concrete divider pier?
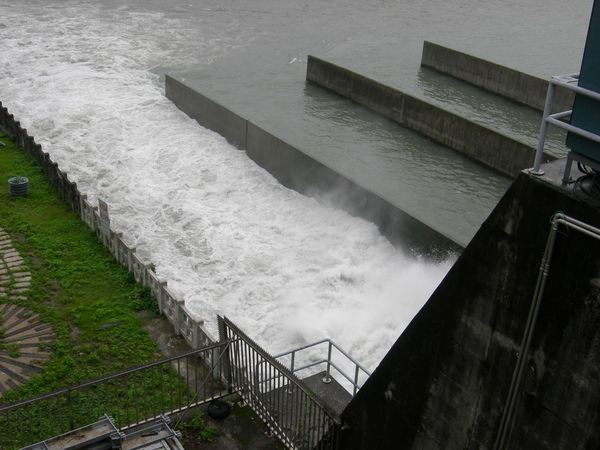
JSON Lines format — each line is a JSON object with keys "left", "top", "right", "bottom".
{"left": 420, "top": 41, "right": 575, "bottom": 113}
{"left": 306, "top": 55, "right": 547, "bottom": 179}
{"left": 165, "top": 75, "right": 462, "bottom": 258}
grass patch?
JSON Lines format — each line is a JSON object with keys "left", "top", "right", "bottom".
{"left": 180, "top": 412, "right": 219, "bottom": 443}
{"left": 0, "top": 131, "right": 163, "bottom": 403}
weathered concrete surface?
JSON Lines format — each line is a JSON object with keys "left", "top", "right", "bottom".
{"left": 306, "top": 55, "right": 556, "bottom": 179}
{"left": 340, "top": 159, "right": 600, "bottom": 449}
{"left": 421, "top": 41, "right": 575, "bottom": 113}
{"left": 165, "top": 75, "right": 462, "bottom": 258}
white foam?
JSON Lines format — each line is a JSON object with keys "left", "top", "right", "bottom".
{"left": 0, "top": 1, "right": 453, "bottom": 375}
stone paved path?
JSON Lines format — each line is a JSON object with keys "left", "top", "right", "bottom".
{"left": 0, "top": 227, "right": 55, "bottom": 395}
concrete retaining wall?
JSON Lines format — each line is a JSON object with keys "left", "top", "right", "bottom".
{"left": 340, "top": 164, "right": 600, "bottom": 449}
{"left": 0, "top": 102, "right": 216, "bottom": 351}
{"left": 165, "top": 78, "right": 247, "bottom": 150}
{"left": 165, "top": 76, "right": 462, "bottom": 257}
{"left": 421, "top": 41, "right": 575, "bottom": 113}
{"left": 306, "top": 55, "right": 548, "bottom": 179}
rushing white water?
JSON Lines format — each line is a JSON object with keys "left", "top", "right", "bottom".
{"left": 0, "top": 2, "right": 454, "bottom": 375}
{"left": 0, "top": 0, "right": 591, "bottom": 376}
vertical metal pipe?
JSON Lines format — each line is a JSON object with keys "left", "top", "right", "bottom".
{"left": 307, "top": 396, "right": 315, "bottom": 449}
{"left": 288, "top": 351, "right": 296, "bottom": 394}
{"left": 290, "top": 351, "right": 296, "bottom": 374}
{"left": 134, "top": 371, "right": 140, "bottom": 425}
{"left": 185, "top": 356, "right": 190, "bottom": 406}
{"left": 67, "top": 388, "right": 73, "bottom": 430}
{"left": 177, "top": 358, "right": 182, "bottom": 411}
{"left": 47, "top": 399, "right": 53, "bottom": 439}
{"left": 125, "top": 373, "right": 130, "bottom": 425}
{"left": 494, "top": 214, "right": 561, "bottom": 450}
{"left": 151, "top": 365, "right": 157, "bottom": 416}
{"left": 168, "top": 363, "right": 174, "bottom": 413}
{"left": 0, "top": 414, "right": 4, "bottom": 450}
{"left": 196, "top": 352, "right": 203, "bottom": 404}
{"left": 113, "top": 377, "right": 118, "bottom": 426}
{"left": 530, "top": 81, "right": 555, "bottom": 175}
{"left": 294, "top": 382, "right": 301, "bottom": 446}
{"left": 6, "top": 410, "right": 14, "bottom": 450}
{"left": 26, "top": 405, "right": 33, "bottom": 445}
{"left": 207, "top": 350, "right": 212, "bottom": 402}
{"left": 323, "top": 342, "right": 332, "bottom": 384}
{"left": 17, "top": 408, "right": 24, "bottom": 447}
{"left": 142, "top": 369, "right": 148, "bottom": 422}
{"left": 247, "top": 340, "right": 253, "bottom": 399}
{"left": 160, "top": 363, "right": 165, "bottom": 414}
{"left": 75, "top": 390, "right": 81, "bottom": 428}
{"left": 95, "top": 384, "right": 100, "bottom": 421}
{"left": 58, "top": 394, "right": 64, "bottom": 434}
{"left": 37, "top": 401, "right": 43, "bottom": 444}
{"left": 85, "top": 387, "right": 92, "bottom": 423}
{"left": 104, "top": 382, "right": 109, "bottom": 420}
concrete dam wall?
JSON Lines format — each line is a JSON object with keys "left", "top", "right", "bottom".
{"left": 421, "top": 41, "right": 575, "bottom": 113}
{"left": 165, "top": 75, "right": 462, "bottom": 257}
{"left": 339, "top": 161, "right": 600, "bottom": 449}
{"left": 306, "top": 55, "right": 556, "bottom": 179}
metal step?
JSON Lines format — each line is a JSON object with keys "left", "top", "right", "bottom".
{"left": 19, "top": 415, "right": 184, "bottom": 450}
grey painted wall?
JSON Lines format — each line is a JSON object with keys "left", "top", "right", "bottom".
{"left": 340, "top": 163, "right": 600, "bottom": 449}
{"left": 165, "top": 76, "right": 462, "bottom": 257}
{"left": 306, "top": 55, "right": 555, "bottom": 179}
{"left": 421, "top": 41, "right": 575, "bottom": 113}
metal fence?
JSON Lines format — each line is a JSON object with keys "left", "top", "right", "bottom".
{"left": 219, "top": 317, "right": 342, "bottom": 450}
{"left": 0, "top": 323, "right": 346, "bottom": 450}
{"left": 273, "top": 338, "right": 371, "bottom": 397}
{"left": 0, "top": 342, "right": 229, "bottom": 450}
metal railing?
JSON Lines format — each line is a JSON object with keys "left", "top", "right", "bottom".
{"left": 219, "top": 317, "right": 343, "bottom": 450}
{"left": 0, "top": 342, "right": 229, "bottom": 450}
{"left": 0, "top": 319, "right": 349, "bottom": 450}
{"left": 272, "top": 339, "right": 371, "bottom": 397}
{"left": 531, "top": 73, "right": 600, "bottom": 181}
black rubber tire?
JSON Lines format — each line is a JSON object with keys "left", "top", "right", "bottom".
{"left": 207, "top": 399, "right": 231, "bottom": 420}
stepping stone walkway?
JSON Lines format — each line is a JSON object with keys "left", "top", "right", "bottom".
{"left": 0, "top": 227, "right": 55, "bottom": 395}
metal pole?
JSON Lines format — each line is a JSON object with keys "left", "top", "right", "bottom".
{"left": 287, "top": 351, "right": 296, "bottom": 394}
{"left": 323, "top": 342, "right": 332, "bottom": 384}
{"left": 494, "top": 214, "right": 560, "bottom": 450}
{"left": 530, "top": 81, "right": 555, "bottom": 175}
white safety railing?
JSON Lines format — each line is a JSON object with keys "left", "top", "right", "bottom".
{"left": 531, "top": 73, "right": 600, "bottom": 182}
{"left": 272, "top": 339, "right": 371, "bottom": 397}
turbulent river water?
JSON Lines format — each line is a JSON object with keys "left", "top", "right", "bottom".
{"left": 0, "top": 0, "right": 593, "bottom": 376}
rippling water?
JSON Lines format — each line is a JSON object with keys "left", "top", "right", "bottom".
{"left": 0, "top": 0, "right": 592, "bottom": 374}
